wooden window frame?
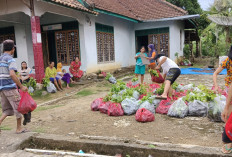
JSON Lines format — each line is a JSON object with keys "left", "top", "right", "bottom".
{"left": 96, "top": 31, "right": 115, "bottom": 64}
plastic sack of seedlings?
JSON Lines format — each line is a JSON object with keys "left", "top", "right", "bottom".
{"left": 176, "top": 84, "right": 184, "bottom": 92}
{"left": 28, "top": 86, "right": 34, "bottom": 93}
{"left": 47, "top": 82, "right": 57, "bottom": 93}
{"left": 139, "top": 101, "right": 155, "bottom": 114}
{"left": 167, "top": 98, "right": 188, "bottom": 118}
{"left": 193, "top": 87, "right": 201, "bottom": 93}
{"left": 188, "top": 100, "right": 208, "bottom": 117}
{"left": 99, "top": 101, "right": 111, "bottom": 114}
{"left": 132, "top": 81, "right": 139, "bottom": 86}
{"left": 156, "top": 98, "right": 172, "bottom": 114}
{"left": 183, "top": 84, "right": 194, "bottom": 91}
{"left": 107, "top": 103, "right": 124, "bottom": 116}
{"left": 208, "top": 95, "right": 226, "bottom": 122}
{"left": 121, "top": 98, "right": 139, "bottom": 115}
{"left": 118, "top": 89, "right": 127, "bottom": 95}
{"left": 136, "top": 108, "right": 155, "bottom": 122}
{"left": 91, "top": 98, "right": 103, "bottom": 111}
{"left": 133, "top": 91, "right": 140, "bottom": 100}
{"left": 109, "top": 77, "right": 117, "bottom": 84}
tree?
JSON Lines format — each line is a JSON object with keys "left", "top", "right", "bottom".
{"left": 166, "top": 0, "right": 210, "bottom": 30}
{"left": 166, "top": 0, "right": 202, "bottom": 15}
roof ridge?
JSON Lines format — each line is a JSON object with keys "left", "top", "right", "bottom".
{"left": 159, "top": 0, "right": 187, "bottom": 15}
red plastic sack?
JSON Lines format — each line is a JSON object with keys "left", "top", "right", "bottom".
{"left": 107, "top": 103, "right": 124, "bottom": 116}
{"left": 151, "top": 70, "right": 164, "bottom": 83}
{"left": 99, "top": 101, "right": 111, "bottom": 114}
{"left": 156, "top": 98, "right": 172, "bottom": 114}
{"left": 91, "top": 98, "right": 103, "bottom": 111}
{"left": 135, "top": 108, "right": 155, "bottom": 122}
{"left": 212, "top": 86, "right": 227, "bottom": 97}
{"left": 18, "top": 92, "right": 37, "bottom": 114}
{"left": 149, "top": 84, "right": 161, "bottom": 90}
{"left": 225, "top": 113, "right": 232, "bottom": 141}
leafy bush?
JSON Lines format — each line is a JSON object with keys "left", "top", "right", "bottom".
{"left": 42, "top": 78, "right": 50, "bottom": 88}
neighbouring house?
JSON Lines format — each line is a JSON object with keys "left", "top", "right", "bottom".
{"left": 0, "top": 0, "right": 199, "bottom": 82}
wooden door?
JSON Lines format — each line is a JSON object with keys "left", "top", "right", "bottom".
{"left": 55, "top": 30, "right": 79, "bottom": 65}
{"left": 148, "top": 33, "right": 169, "bottom": 57}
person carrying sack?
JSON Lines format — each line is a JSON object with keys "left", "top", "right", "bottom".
{"left": 0, "top": 40, "right": 28, "bottom": 134}
{"left": 154, "top": 54, "right": 181, "bottom": 100}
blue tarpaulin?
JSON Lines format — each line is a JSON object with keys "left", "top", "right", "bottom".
{"left": 181, "top": 68, "right": 227, "bottom": 75}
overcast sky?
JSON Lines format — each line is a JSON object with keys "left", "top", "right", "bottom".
{"left": 198, "top": 0, "right": 214, "bottom": 10}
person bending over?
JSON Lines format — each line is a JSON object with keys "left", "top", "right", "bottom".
{"left": 155, "top": 54, "right": 181, "bottom": 99}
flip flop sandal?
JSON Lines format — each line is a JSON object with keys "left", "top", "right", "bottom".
{"left": 155, "top": 96, "right": 167, "bottom": 100}
{"left": 221, "top": 144, "right": 232, "bottom": 154}
{"left": 16, "top": 129, "right": 29, "bottom": 134}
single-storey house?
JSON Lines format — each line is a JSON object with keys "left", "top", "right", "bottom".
{"left": 0, "top": 0, "right": 199, "bottom": 82}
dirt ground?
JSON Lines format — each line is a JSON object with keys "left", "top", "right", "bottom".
{"left": 0, "top": 74, "right": 227, "bottom": 149}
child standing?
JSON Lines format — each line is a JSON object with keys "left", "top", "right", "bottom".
{"left": 135, "top": 46, "right": 147, "bottom": 84}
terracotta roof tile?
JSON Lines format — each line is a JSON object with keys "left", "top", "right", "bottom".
{"left": 49, "top": 0, "right": 97, "bottom": 14}
{"left": 85, "top": 0, "right": 187, "bottom": 21}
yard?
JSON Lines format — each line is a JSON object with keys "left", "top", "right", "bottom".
{"left": 0, "top": 73, "right": 227, "bottom": 152}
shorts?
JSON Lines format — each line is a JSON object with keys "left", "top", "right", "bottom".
{"left": 135, "top": 65, "right": 146, "bottom": 75}
{"left": 0, "top": 89, "right": 22, "bottom": 119}
{"left": 166, "top": 68, "right": 181, "bottom": 84}
{"left": 49, "top": 77, "right": 60, "bottom": 83}
{"left": 222, "top": 128, "right": 232, "bottom": 143}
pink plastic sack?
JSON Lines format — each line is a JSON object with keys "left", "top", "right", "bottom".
{"left": 151, "top": 70, "right": 164, "bottom": 83}
{"left": 91, "top": 98, "right": 103, "bottom": 111}
{"left": 135, "top": 108, "right": 155, "bottom": 122}
{"left": 139, "top": 94, "right": 146, "bottom": 100}
{"left": 18, "top": 92, "right": 37, "bottom": 114}
{"left": 99, "top": 101, "right": 111, "bottom": 114}
{"left": 156, "top": 98, "right": 172, "bottom": 114}
{"left": 107, "top": 103, "right": 124, "bottom": 116}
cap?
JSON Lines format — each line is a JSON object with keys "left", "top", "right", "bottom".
{"left": 3, "top": 40, "right": 16, "bottom": 51}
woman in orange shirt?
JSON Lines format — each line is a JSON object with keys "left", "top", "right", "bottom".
{"left": 147, "top": 44, "right": 156, "bottom": 69}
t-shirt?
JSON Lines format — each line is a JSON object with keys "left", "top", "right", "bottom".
{"left": 136, "top": 52, "right": 148, "bottom": 66}
{"left": 18, "top": 68, "right": 31, "bottom": 80}
{"left": 221, "top": 57, "right": 232, "bottom": 86}
{"left": 0, "top": 53, "right": 17, "bottom": 90}
{"left": 45, "top": 67, "right": 57, "bottom": 78}
{"left": 159, "top": 56, "right": 179, "bottom": 74}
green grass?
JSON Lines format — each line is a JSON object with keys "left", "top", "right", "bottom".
{"left": 35, "top": 104, "right": 64, "bottom": 112}
{"left": 0, "top": 125, "right": 12, "bottom": 130}
{"left": 76, "top": 89, "right": 95, "bottom": 96}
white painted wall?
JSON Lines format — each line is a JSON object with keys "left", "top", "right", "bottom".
{"left": 81, "top": 14, "right": 135, "bottom": 73}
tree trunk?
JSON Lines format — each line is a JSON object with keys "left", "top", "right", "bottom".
{"left": 199, "top": 39, "right": 202, "bottom": 58}
{"left": 196, "top": 40, "right": 199, "bottom": 58}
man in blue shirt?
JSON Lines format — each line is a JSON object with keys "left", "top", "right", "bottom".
{"left": 0, "top": 40, "right": 28, "bottom": 134}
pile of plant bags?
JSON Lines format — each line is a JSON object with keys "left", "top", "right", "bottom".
{"left": 91, "top": 76, "right": 227, "bottom": 123}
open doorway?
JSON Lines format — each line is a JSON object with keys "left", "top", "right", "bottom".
{"left": 136, "top": 36, "right": 148, "bottom": 53}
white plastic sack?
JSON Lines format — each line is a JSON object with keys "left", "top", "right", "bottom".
{"left": 28, "top": 86, "right": 34, "bottom": 93}
{"left": 193, "top": 87, "right": 201, "bottom": 93}
{"left": 109, "top": 77, "right": 117, "bottom": 84}
{"left": 152, "top": 99, "right": 161, "bottom": 109}
{"left": 121, "top": 98, "right": 139, "bottom": 115}
{"left": 167, "top": 98, "right": 188, "bottom": 118}
{"left": 47, "top": 82, "right": 57, "bottom": 93}
{"left": 132, "top": 81, "right": 139, "bottom": 86}
{"left": 139, "top": 101, "right": 155, "bottom": 114}
{"left": 188, "top": 100, "right": 208, "bottom": 117}
{"left": 176, "top": 84, "right": 184, "bottom": 92}
{"left": 183, "top": 84, "right": 194, "bottom": 91}
{"left": 208, "top": 95, "right": 226, "bottom": 122}
{"left": 133, "top": 91, "right": 140, "bottom": 100}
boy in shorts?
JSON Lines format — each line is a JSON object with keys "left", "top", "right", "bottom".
{"left": 154, "top": 54, "right": 181, "bottom": 99}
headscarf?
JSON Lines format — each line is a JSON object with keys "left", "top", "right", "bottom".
{"left": 57, "top": 62, "right": 62, "bottom": 73}
{"left": 148, "top": 44, "right": 155, "bottom": 53}
{"left": 228, "top": 45, "right": 232, "bottom": 60}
